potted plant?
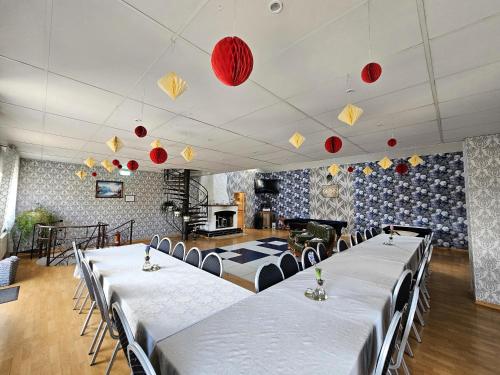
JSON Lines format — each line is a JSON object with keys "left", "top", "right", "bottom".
{"left": 160, "top": 200, "right": 177, "bottom": 213}
{"left": 15, "top": 207, "right": 58, "bottom": 251}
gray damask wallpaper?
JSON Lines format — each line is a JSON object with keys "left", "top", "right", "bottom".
{"left": 464, "top": 133, "right": 500, "bottom": 305}
{"left": 16, "top": 159, "right": 176, "bottom": 241}
{"left": 226, "top": 169, "right": 257, "bottom": 228}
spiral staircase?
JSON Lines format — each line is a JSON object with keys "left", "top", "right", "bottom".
{"left": 163, "top": 169, "right": 208, "bottom": 240}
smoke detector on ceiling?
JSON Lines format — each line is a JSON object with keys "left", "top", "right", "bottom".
{"left": 269, "top": 0, "right": 283, "bottom": 14}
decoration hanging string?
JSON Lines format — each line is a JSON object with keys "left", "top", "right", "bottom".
{"left": 367, "top": 0, "right": 372, "bottom": 60}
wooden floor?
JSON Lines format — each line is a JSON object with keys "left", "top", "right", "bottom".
{"left": 1, "top": 229, "right": 499, "bottom": 374}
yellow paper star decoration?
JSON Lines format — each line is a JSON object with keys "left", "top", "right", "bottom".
{"left": 106, "top": 136, "right": 123, "bottom": 153}
{"left": 408, "top": 154, "right": 424, "bottom": 167}
{"left": 378, "top": 156, "right": 393, "bottom": 170}
{"left": 338, "top": 103, "right": 364, "bottom": 126}
{"left": 157, "top": 72, "right": 187, "bottom": 100}
{"left": 84, "top": 157, "right": 95, "bottom": 168}
{"left": 101, "top": 159, "right": 114, "bottom": 173}
{"left": 363, "top": 166, "right": 373, "bottom": 175}
{"left": 328, "top": 163, "right": 341, "bottom": 176}
{"left": 151, "top": 139, "right": 162, "bottom": 149}
{"left": 289, "top": 132, "right": 305, "bottom": 149}
{"left": 181, "top": 146, "right": 195, "bottom": 162}
{"left": 75, "top": 170, "right": 87, "bottom": 180}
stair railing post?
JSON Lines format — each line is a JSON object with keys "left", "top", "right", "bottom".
{"left": 46, "top": 227, "right": 53, "bottom": 267}
{"left": 182, "top": 169, "right": 191, "bottom": 241}
{"left": 129, "top": 220, "right": 134, "bottom": 244}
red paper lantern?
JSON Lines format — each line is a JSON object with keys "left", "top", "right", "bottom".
{"left": 127, "top": 160, "right": 139, "bottom": 171}
{"left": 112, "top": 159, "right": 120, "bottom": 166}
{"left": 211, "top": 36, "right": 253, "bottom": 86}
{"left": 387, "top": 138, "right": 397, "bottom": 147}
{"left": 150, "top": 147, "right": 168, "bottom": 164}
{"left": 361, "top": 62, "right": 382, "bottom": 83}
{"left": 324, "top": 136, "right": 343, "bottom": 153}
{"left": 395, "top": 163, "right": 409, "bottom": 175}
{"left": 118, "top": 164, "right": 122, "bottom": 169}
{"left": 135, "top": 125, "right": 147, "bottom": 138}
{"left": 347, "top": 166, "right": 354, "bottom": 173}
{"left": 91, "top": 172, "right": 97, "bottom": 177}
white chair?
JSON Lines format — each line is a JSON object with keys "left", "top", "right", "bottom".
{"left": 373, "top": 311, "right": 403, "bottom": 375}
{"left": 108, "top": 302, "right": 136, "bottom": 374}
{"left": 72, "top": 242, "right": 86, "bottom": 310}
{"left": 316, "top": 242, "right": 328, "bottom": 261}
{"left": 149, "top": 234, "right": 160, "bottom": 249}
{"left": 278, "top": 251, "right": 299, "bottom": 279}
{"left": 301, "top": 247, "right": 319, "bottom": 270}
{"left": 78, "top": 255, "right": 97, "bottom": 336}
{"left": 355, "top": 231, "right": 364, "bottom": 245}
{"left": 171, "top": 241, "right": 186, "bottom": 260}
{"left": 350, "top": 233, "right": 356, "bottom": 247}
{"left": 127, "top": 342, "right": 157, "bottom": 375}
{"left": 391, "top": 270, "right": 413, "bottom": 316}
{"left": 184, "top": 247, "right": 202, "bottom": 268}
{"left": 201, "top": 253, "right": 223, "bottom": 277}
{"left": 255, "top": 263, "right": 284, "bottom": 293}
{"left": 337, "top": 238, "right": 349, "bottom": 253}
{"left": 364, "top": 228, "right": 373, "bottom": 240}
{"left": 157, "top": 237, "right": 171, "bottom": 254}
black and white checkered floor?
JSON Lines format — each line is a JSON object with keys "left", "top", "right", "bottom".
{"left": 201, "top": 237, "right": 289, "bottom": 282}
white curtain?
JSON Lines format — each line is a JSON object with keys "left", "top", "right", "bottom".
{"left": 0, "top": 146, "right": 20, "bottom": 252}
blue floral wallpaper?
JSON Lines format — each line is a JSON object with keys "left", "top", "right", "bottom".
{"left": 352, "top": 152, "right": 467, "bottom": 249}
{"left": 254, "top": 169, "right": 310, "bottom": 220}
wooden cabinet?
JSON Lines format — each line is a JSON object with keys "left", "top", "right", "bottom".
{"left": 233, "top": 192, "right": 246, "bottom": 229}
{"left": 261, "top": 211, "right": 272, "bottom": 229}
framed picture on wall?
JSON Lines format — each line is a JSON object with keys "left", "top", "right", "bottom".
{"left": 320, "top": 184, "right": 339, "bottom": 198}
{"left": 96, "top": 180, "right": 123, "bottom": 198}
{"left": 125, "top": 195, "right": 135, "bottom": 202}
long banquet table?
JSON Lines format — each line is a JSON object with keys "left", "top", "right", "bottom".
{"left": 84, "top": 244, "right": 252, "bottom": 355}
{"left": 151, "top": 234, "right": 423, "bottom": 375}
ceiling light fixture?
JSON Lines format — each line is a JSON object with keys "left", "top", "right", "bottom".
{"left": 269, "top": 0, "right": 283, "bottom": 14}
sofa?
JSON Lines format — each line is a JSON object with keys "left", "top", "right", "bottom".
{"left": 288, "top": 221, "right": 335, "bottom": 255}
{"left": 284, "top": 218, "right": 347, "bottom": 237}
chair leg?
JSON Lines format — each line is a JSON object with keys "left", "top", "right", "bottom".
{"left": 422, "top": 291, "right": 431, "bottom": 310}
{"left": 416, "top": 305, "right": 426, "bottom": 326}
{"left": 73, "top": 279, "right": 84, "bottom": 299}
{"left": 73, "top": 284, "right": 86, "bottom": 310}
{"left": 90, "top": 324, "right": 108, "bottom": 365}
{"left": 88, "top": 319, "right": 103, "bottom": 355}
{"left": 80, "top": 301, "right": 96, "bottom": 336}
{"left": 405, "top": 341, "right": 414, "bottom": 358}
{"left": 78, "top": 292, "right": 90, "bottom": 314}
{"left": 105, "top": 340, "right": 121, "bottom": 375}
{"left": 412, "top": 322, "right": 422, "bottom": 343}
{"left": 402, "top": 357, "right": 411, "bottom": 375}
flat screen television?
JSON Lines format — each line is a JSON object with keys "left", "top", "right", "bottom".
{"left": 254, "top": 178, "right": 279, "bottom": 194}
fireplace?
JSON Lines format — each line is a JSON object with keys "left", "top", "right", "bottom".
{"left": 215, "top": 210, "right": 235, "bottom": 229}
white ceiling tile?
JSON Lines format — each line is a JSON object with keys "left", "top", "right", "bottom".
{"left": 50, "top": 0, "right": 172, "bottom": 94}
{"left": 439, "top": 89, "right": 500, "bottom": 118}
{"left": 42, "top": 146, "right": 78, "bottom": 159}
{"left": 44, "top": 114, "right": 101, "bottom": 140}
{"left": 0, "top": 58, "right": 46, "bottom": 110}
{"left": 0, "top": 125, "right": 44, "bottom": 145}
{"left": 11, "top": 142, "right": 43, "bottom": 156}
{"left": 431, "top": 15, "right": 500, "bottom": 78}
{"left": 425, "top": 0, "right": 500, "bottom": 38}
{"left": 443, "top": 121, "right": 500, "bottom": 142}
{"left": 46, "top": 73, "right": 124, "bottom": 123}
{"left": 0, "top": 103, "right": 44, "bottom": 132}
{"left": 442, "top": 109, "right": 500, "bottom": 131}
{"left": 42, "top": 134, "right": 87, "bottom": 150}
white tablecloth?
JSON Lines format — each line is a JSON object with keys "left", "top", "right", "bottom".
{"left": 152, "top": 234, "right": 423, "bottom": 375}
{"left": 84, "top": 244, "right": 252, "bottom": 355}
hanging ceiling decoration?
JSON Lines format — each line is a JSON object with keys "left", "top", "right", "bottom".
{"left": 211, "top": 36, "right": 254, "bottom": 86}
{"left": 118, "top": 164, "right": 122, "bottom": 169}
{"left": 134, "top": 125, "right": 148, "bottom": 138}
{"left": 347, "top": 166, "right": 354, "bottom": 173}
{"left": 289, "top": 132, "right": 305, "bottom": 149}
{"left": 157, "top": 72, "right": 187, "bottom": 100}
{"left": 101, "top": 159, "right": 114, "bottom": 173}
{"left": 84, "top": 157, "right": 95, "bottom": 168}
{"left": 150, "top": 147, "right": 168, "bottom": 164}
{"left": 328, "top": 163, "right": 341, "bottom": 176}
{"left": 127, "top": 160, "right": 139, "bottom": 171}
{"left": 395, "top": 163, "right": 409, "bottom": 175}
{"left": 112, "top": 159, "right": 120, "bottom": 167}
{"left": 75, "top": 170, "right": 87, "bottom": 180}
{"left": 151, "top": 139, "right": 162, "bottom": 149}
{"left": 91, "top": 172, "right": 97, "bottom": 177}
{"left": 378, "top": 156, "right": 393, "bottom": 170}
{"left": 106, "top": 136, "right": 123, "bottom": 153}
{"left": 363, "top": 166, "right": 373, "bottom": 175}
{"left": 181, "top": 146, "right": 195, "bottom": 162}
{"left": 338, "top": 103, "right": 363, "bottom": 126}
{"left": 361, "top": 62, "right": 382, "bottom": 83}
{"left": 408, "top": 154, "right": 424, "bottom": 167}
{"left": 387, "top": 138, "right": 397, "bottom": 147}
{"left": 324, "top": 136, "right": 343, "bottom": 153}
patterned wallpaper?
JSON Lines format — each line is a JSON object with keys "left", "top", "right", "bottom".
{"left": 352, "top": 152, "right": 467, "bottom": 249}
{"left": 464, "top": 133, "right": 500, "bottom": 305}
{"left": 16, "top": 159, "right": 176, "bottom": 241}
{"left": 226, "top": 169, "right": 258, "bottom": 228}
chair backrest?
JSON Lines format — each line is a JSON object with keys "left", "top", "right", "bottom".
{"left": 373, "top": 311, "right": 402, "bottom": 375}
{"left": 72, "top": 241, "right": 82, "bottom": 269}
{"left": 391, "top": 270, "right": 413, "bottom": 315}
{"left": 350, "top": 234, "right": 356, "bottom": 247}
{"left": 79, "top": 256, "right": 96, "bottom": 302}
{"left": 171, "top": 242, "right": 186, "bottom": 260}
{"left": 278, "top": 251, "right": 299, "bottom": 279}
{"left": 415, "top": 251, "right": 429, "bottom": 289}
{"left": 111, "top": 302, "right": 135, "bottom": 360}
{"left": 201, "top": 253, "right": 223, "bottom": 277}
{"left": 127, "top": 342, "right": 157, "bottom": 375}
{"left": 393, "top": 286, "right": 420, "bottom": 370}
{"left": 157, "top": 237, "right": 171, "bottom": 254}
{"left": 355, "top": 231, "right": 364, "bottom": 245}
{"left": 370, "top": 227, "right": 379, "bottom": 237}
{"left": 184, "top": 247, "right": 202, "bottom": 268}
{"left": 88, "top": 263, "right": 117, "bottom": 339}
{"left": 149, "top": 235, "right": 159, "bottom": 249}
{"left": 364, "top": 228, "right": 373, "bottom": 240}
{"left": 316, "top": 242, "right": 328, "bottom": 261}
{"left": 254, "top": 263, "right": 284, "bottom": 293}
{"left": 301, "top": 247, "right": 319, "bottom": 270}
{"left": 337, "top": 238, "right": 349, "bottom": 252}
